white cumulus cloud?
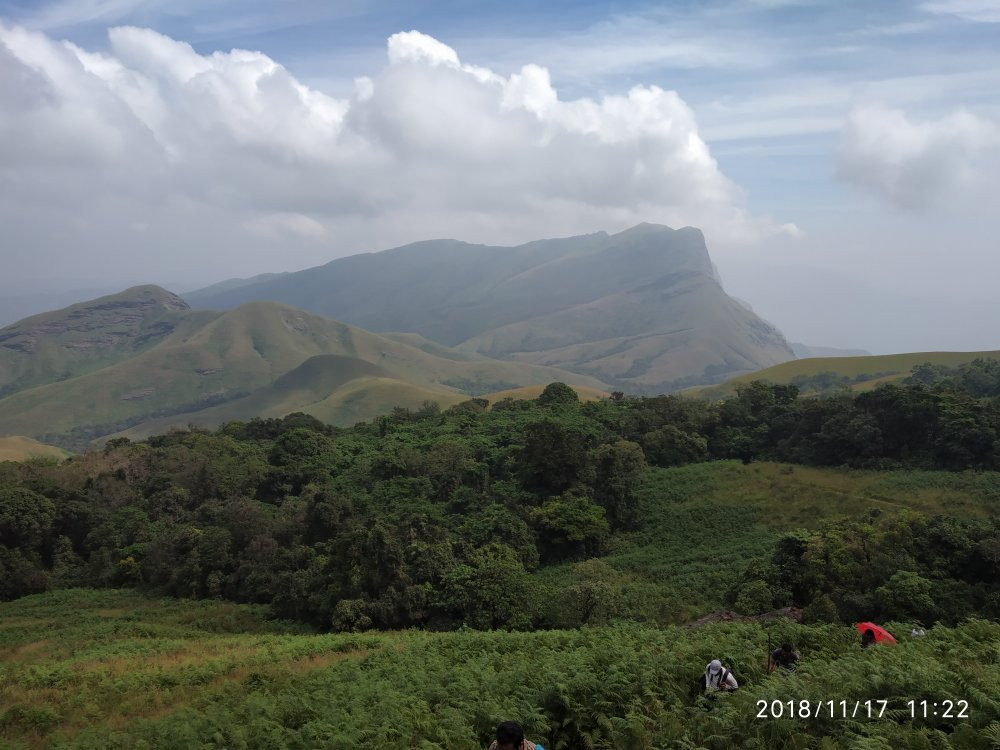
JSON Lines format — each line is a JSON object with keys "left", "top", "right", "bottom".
{"left": 0, "top": 23, "right": 790, "bottom": 290}
{"left": 838, "top": 104, "right": 1000, "bottom": 210}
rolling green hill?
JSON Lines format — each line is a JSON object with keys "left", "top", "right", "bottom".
{"left": 698, "top": 349, "right": 1000, "bottom": 398}
{"left": 0, "top": 292, "right": 607, "bottom": 446}
{"left": 790, "top": 342, "right": 871, "bottom": 358}
{"left": 0, "top": 286, "right": 193, "bottom": 400}
{"left": 185, "top": 224, "right": 796, "bottom": 391}
{"left": 0, "top": 436, "right": 68, "bottom": 462}
{"left": 113, "top": 355, "right": 472, "bottom": 438}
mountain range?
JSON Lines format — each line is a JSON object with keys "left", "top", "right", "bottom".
{"left": 0, "top": 223, "right": 810, "bottom": 446}
{"left": 186, "top": 223, "right": 796, "bottom": 393}
{"left": 0, "top": 286, "right": 604, "bottom": 447}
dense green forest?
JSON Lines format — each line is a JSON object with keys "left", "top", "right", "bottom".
{"left": 781, "top": 356, "right": 1000, "bottom": 397}
{"left": 2, "top": 366, "right": 999, "bottom": 631}
{"left": 3, "top": 367, "right": 1000, "bottom": 747}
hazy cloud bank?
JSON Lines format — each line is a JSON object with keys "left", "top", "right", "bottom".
{"left": 838, "top": 104, "right": 1000, "bottom": 210}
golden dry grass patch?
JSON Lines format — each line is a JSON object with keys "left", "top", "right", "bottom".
{"left": 284, "top": 647, "right": 369, "bottom": 673}
{"left": 0, "top": 436, "right": 68, "bottom": 462}
{"left": 1, "top": 639, "right": 54, "bottom": 663}
{"left": 69, "top": 642, "right": 261, "bottom": 676}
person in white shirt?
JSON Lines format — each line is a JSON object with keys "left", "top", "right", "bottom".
{"left": 704, "top": 659, "right": 739, "bottom": 692}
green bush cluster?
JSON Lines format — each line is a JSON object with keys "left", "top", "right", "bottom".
{"left": 730, "top": 512, "right": 1000, "bottom": 624}
{"left": 0, "top": 386, "right": 649, "bottom": 629}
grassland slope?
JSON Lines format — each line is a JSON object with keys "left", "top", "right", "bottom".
{"left": 114, "top": 355, "right": 471, "bottom": 438}
{"left": 0, "top": 589, "right": 996, "bottom": 749}
{"left": 0, "top": 298, "right": 606, "bottom": 445}
{"left": 0, "top": 436, "right": 68, "bottom": 462}
{"left": 459, "top": 268, "right": 793, "bottom": 392}
{"left": 540, "top": 460, "right": 1000, "bottom": 624}
{"left": 0, "top": 286, "right": 193, "bottom": 399}
{"left": 699, "top": 349, "right": 1000, "bottom": 398}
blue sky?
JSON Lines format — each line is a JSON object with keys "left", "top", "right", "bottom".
{"left": 1, "top": 0, "right": 999, "bottom": 351}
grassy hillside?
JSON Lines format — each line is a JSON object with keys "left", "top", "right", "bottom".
{"left": 3, "top": 454, "right": 1000, "bottom": 746}
{"left": 458, "top": 268, "right": 793, "bottom": 393}
{"left": 699, "top": 349, "right": 1000, "bottom": 398}
{"left": 377, "top": 332, "right": 483, "bottom": 362}
{"left": 0, "top": 436, "right": 68, "bottom": 462}
{"left": 540, "top": 460, "right": 1000, "bottom": 623}
{"left": 115, "top": 366, "right": 471, "bottom": 439}
{"left": 185, "top": 224, "right": 796, "bottom": 391}
{"left": 0, "top": 286, "right": 193, "bottom": 400}
{"left": 1, "top": 588, "right": 997, "bottom": 748}
{"left": 0, "top": 300, "right": 606, "bottom": 446}
{"left": 790, "top": 342, "right": 871, "bottom": 358}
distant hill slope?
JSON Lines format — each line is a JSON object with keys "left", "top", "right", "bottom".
{"left": 0, "top": 286, "right": 193, "bottom": 399}
{"left": 458, "top": 269, "right": 792, "bottom": 392}
{"left": 185, "top": 224, "right": 796, "bottom": 392}
{"left": 182, "top": 272, "right": 289, "bottom": 297}
{"left": 0, "top": 290, "right": 606, "bottom": 446}
{"left": 0, "top": 436, "right": 69, "bottom": 462}
{"left": 790, "top": 342, "right": 871, "bottom": 358}
{"left": 112, "top": 354, "right": 471, "bottom": 439}
{"left": 700, "top": 349, "right": 1000, "bottom": 398}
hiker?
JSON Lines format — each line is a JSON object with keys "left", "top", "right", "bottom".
{"left": 488, "top": 721, "right": 544, "bottom": 750}
{"left": 704, "top": 659, "right": 739, "bottom": 692}
{"left": 861, "top": 628, "right": 876, "bottom": 648}
{"left": 767, "top": 642, "right": 799, "bottom": 673}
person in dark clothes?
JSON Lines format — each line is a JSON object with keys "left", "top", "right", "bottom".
{"left": 767, "top": 642, "right": 799, "bottom": 673}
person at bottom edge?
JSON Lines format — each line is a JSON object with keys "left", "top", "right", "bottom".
{"left": 488, "top": 720, "right": 544, "bottom": 750}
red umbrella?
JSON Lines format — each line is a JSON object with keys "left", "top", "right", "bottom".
{"left": 856, "top": 622, "right": 896, "bottom": 645}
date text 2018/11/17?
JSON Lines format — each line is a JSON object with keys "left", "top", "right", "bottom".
{"left": 755, "top": 699, "right": 970, "bottom": 720}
